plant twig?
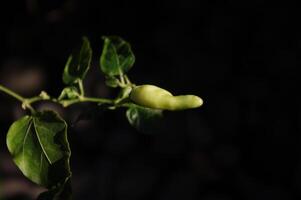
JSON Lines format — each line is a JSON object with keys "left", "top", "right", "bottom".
{"left": 60, "top": 96, "right": 114, "bottom": 107}
{"left": 78, "top": 79, "right": 85, "bottom": 96}
{"left": 0, "top": 84, "right": 35, "bottom": 113}
{"left": 0, "top": 84, "right": 25, "bottom": 102}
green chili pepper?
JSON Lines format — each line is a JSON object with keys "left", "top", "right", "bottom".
{"left": 130, "top": 84, "right": 203, "bottom": 110}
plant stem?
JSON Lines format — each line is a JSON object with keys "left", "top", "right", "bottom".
{"left": 78, "top": 80, "right": 85, "bottom": 96}
{"left": 60, "top": 96, "right": 114, "bottom": 107}
{"left": 0, "top": 84, "right": 35, "bottom": 113}
{"left": 82, "top": 97, "right": 113, "bottom": 104}
{"left": 118, "top": 69, "right": 125, "bottom": 86}
{"left": 0, "top": 84, "right": 25, "bottom": 102}
{"left": 27, "top": 96, "right": 44, "bottom": 104}
{"left": 1, "top": 84, "right": 123, "bottom": 111}
{"left": 124, "top": 75, "right": 131, "bottom": 84}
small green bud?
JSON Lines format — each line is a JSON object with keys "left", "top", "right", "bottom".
{"left": 39, "top": 91, "right": 50, "bottom": 100}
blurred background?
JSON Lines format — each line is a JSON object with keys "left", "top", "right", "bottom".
{"left": 0, "top": 1, "right": 300, "bottom": 200}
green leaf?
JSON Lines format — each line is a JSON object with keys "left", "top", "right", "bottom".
{"left": 63, "top": 36, "right": 92, "bottom": 84}
{"left": 105, "top": 76, "right": 119, "bottom": 88}
{"left": 100, "top": 36, "right": 135, "bottom": 76}
{"left": 117, "top": 86, "right": 132, "bottom": 100}
{"left": 58, "top": 86, "right": 80, "bottom": 100}
{"left": 126, "top": 104, "right": 163, "bottom": 134}
{"left": 6, "top": 111, "right": 71, "bottom": 188}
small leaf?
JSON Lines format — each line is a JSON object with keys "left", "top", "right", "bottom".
{"left": 6, "top": 111, "right": 71, "bottom": 188}
{"left": 105, "top": 76, "right": 119, "bottom": 88}
{"left": 100, "top": 36, "right": 135, "bottom": 76}
{"left": 117, "top": 86, "right": 132, "bottom": 100}
{"left": 58, "top": 86, "right": 80, "bottom": 100}
{"left": 126, "top": 104, "right": 163, "bottom": 134}
{"left": 63, "top": 37, "right": 92, "bottom": 84}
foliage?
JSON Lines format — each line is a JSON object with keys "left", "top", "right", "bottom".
{"left": 0, "top": 36, "right": 203, "bottom": 199}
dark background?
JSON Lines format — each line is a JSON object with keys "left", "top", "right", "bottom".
{"left": 0, "top": 1, "right": 300, "bottom": 200}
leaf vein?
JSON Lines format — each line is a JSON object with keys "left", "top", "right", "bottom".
{"left": 33, "top": 118, "right": 53, "bottom": 164}
{"left": 22, "top": 120, "right": 32, "bottom": 171}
